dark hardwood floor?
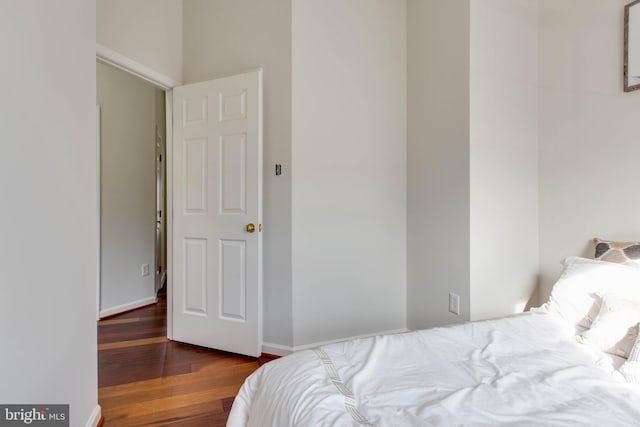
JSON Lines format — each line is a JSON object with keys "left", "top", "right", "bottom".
{"left": 98, "top": 291, "right": 260, "bottom": 426}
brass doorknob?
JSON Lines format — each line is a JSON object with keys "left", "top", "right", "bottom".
{"left": 245, "top": 223, "right": 256, "bottom": 233}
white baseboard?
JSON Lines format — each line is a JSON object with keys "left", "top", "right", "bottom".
{"left": 261, "top": 342, "right": 293, "bottom": 356}
{"left": 85, "top": 404, "right": 102, "bottom": 427}
{"left": 262, "top": 328, "right": 409, "bottom": 357}
{"left": 99, "top": 296, "right": 157, "bottom": 318}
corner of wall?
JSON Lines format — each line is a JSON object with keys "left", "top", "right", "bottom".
{"left": 406, "top": 0, "right": 471, "bottom": 330}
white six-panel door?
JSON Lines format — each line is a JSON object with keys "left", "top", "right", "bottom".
{"left": 172, "top": 70, "right": 262, "bottom": 357}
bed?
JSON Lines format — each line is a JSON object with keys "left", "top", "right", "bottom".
{"left": 228, "top": 253, "right": 640, "bottom": 426}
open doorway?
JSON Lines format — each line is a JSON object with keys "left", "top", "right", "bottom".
{"left": 95, "top": 51, "right": 264, "bottom": 358}
{"left": 97, "top": 60, "right": 167, "bottom": 319}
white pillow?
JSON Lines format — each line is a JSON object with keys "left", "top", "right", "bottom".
{"left": 577, "top": 294, "right": 640, "bottom": 358}
{"left": 620, "top": 333, "right": 640, "bottom": 384}
{"left": 545, "top": 257, "right": 640, "bottom": 333}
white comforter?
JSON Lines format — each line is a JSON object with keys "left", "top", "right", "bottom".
{"left": 228, "top": 311, "right": 640, "bottom": 426}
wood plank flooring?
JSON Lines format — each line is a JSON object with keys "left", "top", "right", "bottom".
{"left": 98, "top": 293, "right": 260, "bottom": 426}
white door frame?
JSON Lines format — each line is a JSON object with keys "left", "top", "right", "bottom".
{"left": 96, "top": 104, "right": 101, "bottom": 321}
{"left": 165, "top": 90, "right": 174, "bottom": 339}
{"left": 96, "top": 44, "right": 181, "bottom": 90}
{"left": 96, "top": 44, "right": 180, "bottom": 338}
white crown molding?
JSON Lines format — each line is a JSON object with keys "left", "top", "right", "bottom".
{"left": 96, "top": 44, "right": 181, "bottom": 90}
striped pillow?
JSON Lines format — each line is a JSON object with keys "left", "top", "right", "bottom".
{"left": 593, "top": 238, "right": 640, "bottom": 267}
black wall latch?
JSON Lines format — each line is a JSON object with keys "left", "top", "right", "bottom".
{"left": 275, "top": 164, "right": 282, "bottom": 176}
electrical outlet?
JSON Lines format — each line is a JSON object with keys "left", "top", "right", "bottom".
{"left": 141, "top": 264, "right": 150, "bottom": 277}
{"left": 449, "top": 292, "right": 460, "bottom": 315}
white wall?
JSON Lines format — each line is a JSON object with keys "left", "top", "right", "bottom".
{"left": 539, "top": 0, "right": 640, "bottom": 300}
{"left": 182, "top": 0, "right": 294, "bottom": 349}
{"left": 292, "top": 0, "right": 407, "bottom": 346}
{"left": 407, "top": 0, "right": 471, "bottom": 329}
{"left": 407, "top": 0, "right": 539, "bottom": 328}
{"left": 0, "top": 1, "right": 99, "bottom": 425}
{"left": 97, "top": 0, "right": 183, "bottom": 83}
{"left": 98, "top": 62, "right": 159, "bottom": 315}
{"left": 469, "top": 0, "right": 539, "bottom": 320}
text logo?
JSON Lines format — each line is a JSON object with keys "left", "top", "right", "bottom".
{"left": 0, "top": 405, "right": 68, "bottom": 427}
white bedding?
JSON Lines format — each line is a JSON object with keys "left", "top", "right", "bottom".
{"left": 228, "top": 311, "right": 640, "bottom": 426}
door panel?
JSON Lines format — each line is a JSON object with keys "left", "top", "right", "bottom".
{"left": 220, "top": 134, "right": 247, "bottom": 214}
{"left": 172, "top": 70, "right": 262, "bottom": 357}
{"left": 184, "top": 138, "right": 208, "bottom": 213}
{"left": 184, "top": 238, "right": 207, "bottom": 315}
{"left": 219, "top": 239, "right": 246, "bottom": 321}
